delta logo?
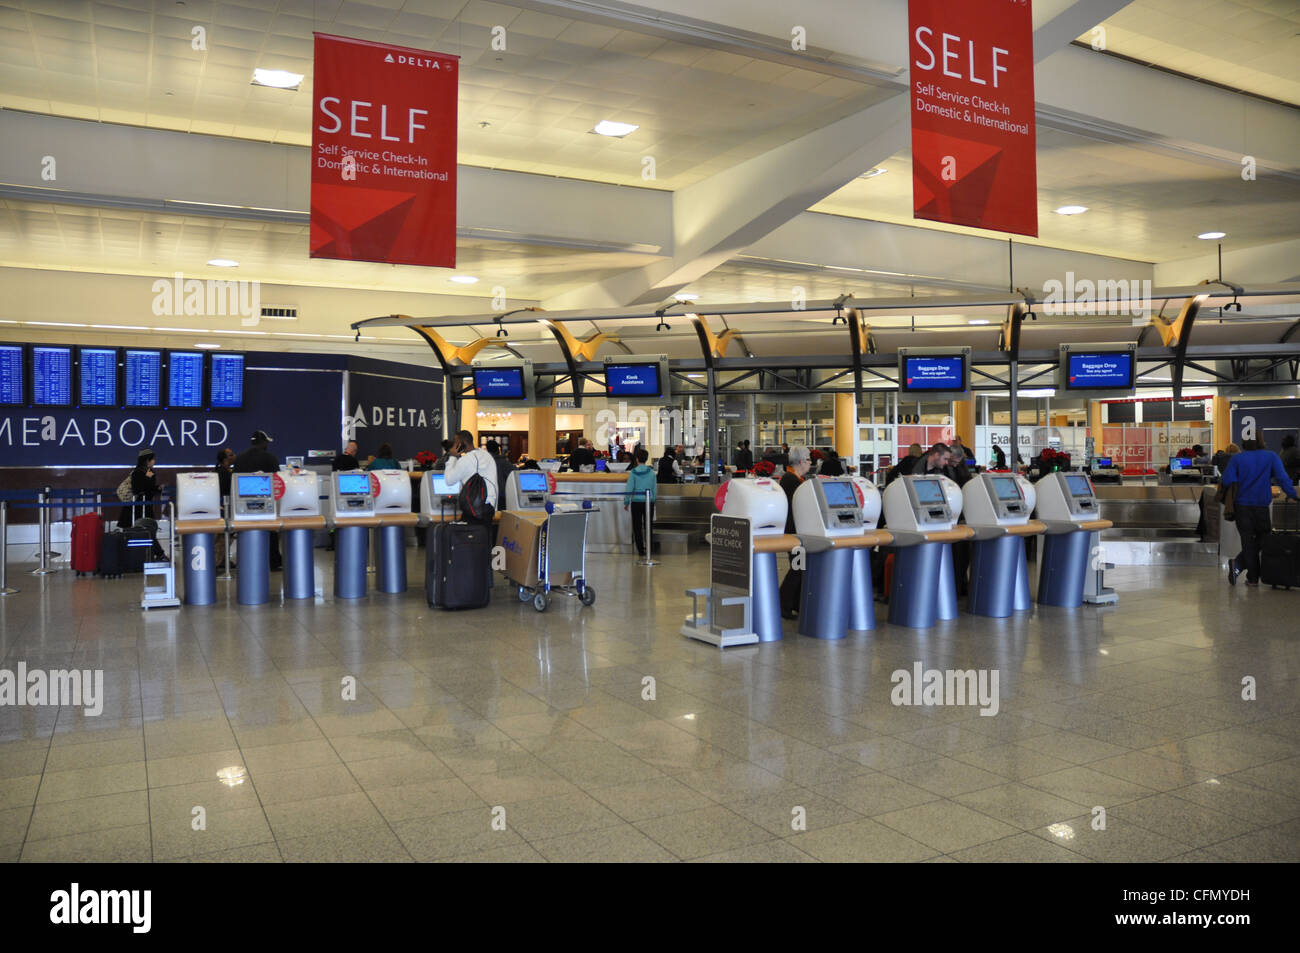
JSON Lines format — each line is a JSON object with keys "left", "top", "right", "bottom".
{"left": 383, "top": 52, "right": 451, "bottom": 71}
{"left": 906, "top": 377, "right": 914, "bottom": 386}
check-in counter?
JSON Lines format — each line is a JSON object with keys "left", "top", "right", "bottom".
{"left": 1093, "top": 484, "right": 1204, "bottom": 534}
{"left": 962, "top": 472, "right": 1046, "bottom": 618}
{"left": 882, "top": 475, "right": 974, "bottom": 629}
{"left": 372, "top": 470, "right": 418, "bottom": 594}
{"left": 279, "top": 469, "right": 324, "bottom": 600}
{"left": 792, "top": 476, "right": 892, "bottom": 639}
{"left": 230, "top": 472, "right": 281, "bottom": 606}
{"left": 175, "top": 471, "right": 224, "bottom": 606}
{"left": 331, "top": 470, "right": 378, "bottom": 599}
{"left": 1036, "top": 472, "right": 1114, "bottom": 608}
{"left": 718, "top": 477, "right": 793, "bottom": 642}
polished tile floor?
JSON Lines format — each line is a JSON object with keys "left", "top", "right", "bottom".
{"left": 1, "top": 547, "right": 1297, "bottom": 863}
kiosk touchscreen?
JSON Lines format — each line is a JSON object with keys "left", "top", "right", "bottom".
{"left": 507, "top": 469, "right": 550, "bottom": 510}
{"left": 419, "top": 471, "right": 460, "bottom": 518}
{"left": 333, "top": 471, "right": 376, "bottom": 519}
{"left": 176, "top": 472, "right": 221, "bottom": 521}
{"left": 372, "top": 470, "right": 412, "bottom": 514}
{"left": 792, "top": 478, "right": 864, "bottom": 538}
{"left": 232, "top": 473, "right": 276, "bottom": 520}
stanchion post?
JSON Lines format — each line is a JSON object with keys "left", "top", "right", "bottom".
{"left": 637, "top": 488, "right": 658, "bottom": 567}
{"left": 219, "top": 495, "right": 233, "bottom": 582}
{"left": 44, "top": 485, "right": 60, "bottom": 561}
{"left": 30, "top": 490, "right": 56, "bottom": 575}
{"left": 1, "top": 501, "right": 18, "bottom": 595}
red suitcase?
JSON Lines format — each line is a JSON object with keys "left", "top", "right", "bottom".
{"left": 71, "top": 513, "right": 104, "bottom": 576}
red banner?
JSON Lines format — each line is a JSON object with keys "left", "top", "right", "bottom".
{"left": 908, "top": 0, "right": 1037, "bottom": 237}
{"left": 310, "top": 33, "right": 459, "bottom": 267}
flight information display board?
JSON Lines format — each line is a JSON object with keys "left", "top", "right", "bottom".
{"left": 0, "top": 344, "right": 24, "bottom": 405}
{"left": 209, "top": 352, "right": 244, "bottom": 409}
{"left": 78, "top": 347, "right": 118, "bottom": 407}
{"left": 167, "top": 351, "right": 204, "bottom": 408}
{"left": 32, "top": 345, "right": 73, "bottom": 406}
{"left": 125, "top": 349, "right": 162, "bottom": 407}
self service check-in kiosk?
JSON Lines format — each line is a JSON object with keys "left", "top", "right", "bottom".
{"left": 506, "top": 470, "right": 551, "bottom": 511}
{"left": 373, "top": 470, "right": 417, "bottom": 594}
{"left": 961, "top": 473, "right": 1047, "bottom": 618}
{"left": 231, "top": 473, "right": 280, "bottom": 605}
{"left": 718, "top": 477, "right": 794, "bottom": 642}
{"left": 175, "top": 471, "right": 224, "bottom": 606}
{"left": 331, "top": 471, "right": 377, "bottom": 599}
{"left": 279, "top": 469, "right": 324, "bottom": 600}
{"left": 1035, "top": 472, "right": 1112, "bottom": 608}
{"left": 791, "top": 477, "right": 892, "bottom": 639}
{"left": 881, "top": 475, "right": 974, "bottom": 628}
{"left": 419, "top": 470, "right": 460, "bottom": 520}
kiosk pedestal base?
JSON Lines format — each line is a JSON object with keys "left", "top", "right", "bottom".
{"left": 182, "top": 533, "right": 216, "bottom": 606}
{"left": 799, "top": 548, "right": 854, "bottom": 640}
{"left": 1014, "top": 539, "right": 1032, "bottom": 611}
{"left": 1039, "top": 530, "right": 1090, "bottom": 608}
{"left": 376, "top": 525, "right": 407, "bottom": 594}
{"left": 752, "top": 551, "right": 783, "bottom": 643}
{"left": 889, "top": 542, "right": 943, "bottom": 629}
{"left": 970, "top": 535, "right": 1021, "bottom": 618}
{"left": 284, "top": 529, "right": 315, "bottom": 600}
{"left": 334, "top": 525, "right": 369, "bottom": 600}
{"left": 849, "top": 547, "right": 876, "bottom": 632}
{"left": 236, "top": 530, "right": 270, "bottom": 606}
{"left": 937, "top": 543, "right": 959, "bottom": 621}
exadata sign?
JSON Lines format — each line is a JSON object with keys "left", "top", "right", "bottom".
{"left": 908, "top": 0, "right": 1037, "bottom": 236}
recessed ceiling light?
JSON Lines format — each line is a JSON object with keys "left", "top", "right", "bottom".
{"left": 859, "top": 168, "right": 887, "bottom": 178}
{"left": 194, "top": 343, "right": 221, "bottom": 349}
{"left": 251, "top": 69, "right": 303, "bottom": 90}
{"left": 1054, "top": 205, "right": 1088, "bottom": 215}
{"left": 448, "top": 275, "right": 479, "bottom": 284}
{"left": 968, "top": 319, "right": 991, "bottom": 325}
{"left": 207, "top": 258, "right": 238, "bottom": 267}
{"left": 592, "top": 120, "right": 639, "bottom": 138}
{"left": 674, "top": 292, "right": 699, "bottom": 301}
{"left": 1197, "top": 231, "right": 1226, "bottom": 240}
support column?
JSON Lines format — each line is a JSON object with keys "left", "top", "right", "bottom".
{"left": 461, "top": 398, "right": 478, "bottom": 440}
{"left": 1211, "top": 395, "right": 1230, "bottom": 451}
{"left": 952, "top": 398, "right": 975, "bottom": 451}
{"left": 529, "top": 404, "right": 556, "bottom": 460}
{"left": 834, "top": 393, "right": 856, "bottom": 460}
{"left": 1089, "top": 400, "right": 1104, "bottom": 453}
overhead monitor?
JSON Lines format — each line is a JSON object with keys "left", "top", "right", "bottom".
{"left": 78, "top": 347, "right": 118, "bottom": 407}
{"left": 167, "top": 351, "right": 205, "bottom": 408}
{"left": 897, "top": 347, "right": 971, "bottom": 400}
{"left": 1056, "top": 343, "right": 1138, "bottom": 398}
{"left": 209, "top": 352, "right": 245, "bottom": 409}
{"left": 603, "top": 355, "right": 670, "bottom": 401}
{"left": 31, "top": 345, "right": 73, "bottom": 406}
{"left": 471, "top": 359, "right": 536, "bottom": 404}
{"left": 124, "top": 349, "right": 162, "bottom": 407}
{"left": 0, "top": 344, "right": 23, "bottom": 406}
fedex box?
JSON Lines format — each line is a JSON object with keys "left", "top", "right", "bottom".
{"left": 499, "top": 510, "right": 571, "bottom": 589}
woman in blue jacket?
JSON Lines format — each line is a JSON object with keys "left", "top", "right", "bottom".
{"left": 623, "top": 448, "right": 658, "bottom": 557}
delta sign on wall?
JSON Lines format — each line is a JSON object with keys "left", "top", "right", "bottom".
{"left": 345, "top": 358, "right": 444, "bottom": 457}
{"left": 311, "top": 33, "right": 459, "bottom": 268}
{"left": 909, "top": 0, "right": 1038, "bottom": 236}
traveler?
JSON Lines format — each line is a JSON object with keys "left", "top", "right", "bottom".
{"left": 942, "top": 445, "right": 973, "bottom": 487}
{"left": 233, "top": 430, "right": 282, "bottom": 570}
{"left": 1280, "top": 434, "right": 1300, "bottom": 484}
{"left": 735, "top": 440, "right": 754, "bottom": 471}
{"left": 779, "top": 446, "right": 812, "bottom": 619}
{"left": 820, "top": 449, "right": 845, "bottom": 476}
{"left": 1213, "top": 443, "right": 1240, "bottom": 474}
{"left": 623, "top": 447, "right": 657, "bottom": 557}
{"left": 118, "top": 448, "right": 160, "bottom": 530}
{"left": 1223, "top": 439, "right": 1298, "bottom": 586}
{"left": 657, "top": 447, "right": 680, "bottom": 484}
{"left": 568, "top": 438, "right": 596, "bottom": 471}
{"left": 433, "top": 438, "right": 453, "bottom": 468}
{"left": 332, "top": 440, "right": 359, "bottom": 471}
{"left": 366, "top": 443, "right": 400, "bottom": 470}
{"left": 898, "top": 442, "right": 949, "bottom": 478}
{"left": 780, "top": 443, "right": 791, "bottom": 466}
{"left": 444, "top": 429, "right": 498, "bottom": 521}
{"left": 485, "top": 439, "right": 514, "bottom": 510}
{"left": 214, "top": 447, "right": 235, "bottom": 500}
{"left": 992, "top": 444, "right": 1007, "bottom": 470}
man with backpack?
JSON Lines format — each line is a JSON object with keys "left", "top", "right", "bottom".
{"left": 444, "top": 429, "right": 498, "bottom": 523}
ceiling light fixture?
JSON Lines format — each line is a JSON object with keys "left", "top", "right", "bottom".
{"left": 207, "top": 258, "right": 239, "bottom": 267}
{"left": 251, "top": 69, "right": 304, "bottom": 90}
{"left": 673, "top": 292, "right": 699, "bottom": 302}
{"left": 449, "top": 275, "right": 479, "bottom": 284}
{"left": 592, "top": 120, "right": 639, "bottom": 138}
{"left": 194, "top": 343, "right": 221, "bottom": 349}
{"left": 968, "top": 319, "right": 991, "bottom": 325}
{"left": 859, "top": 168, "right": 887, "bottom": 179}
{"left": 1198, "top": 231, "right": 1226, "bottom": 240}
{"left": 1054, "top": 205, "right": 1088, "bottom": 215}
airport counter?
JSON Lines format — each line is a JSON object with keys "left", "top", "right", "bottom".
{"left": 551, "top": 474, "right": 714, "bottom": 554}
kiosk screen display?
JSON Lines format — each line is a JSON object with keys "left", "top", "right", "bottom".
{"left": 0, "top": 345, "right": 23, "bottom": 405}
{"left": 991, "top": 477, "right": 1021, "bottom": 501}
{"left": 337, "top": 474, "right": 371, "bottom": 495}
{"left": 167, "top": 351, "right": 204, "bottom": 407}
{"left": 596, "top": 459, "right": 607, "bottom": 472}
{"left": 1066, "top": 351, "right": 1134, "bottom": 391}
{"left": 1169, "top": 457, "right": 1192, "bottom": 470}
{"left": 821, "top": 481, "right": 857, "bottom": 507}
{"left": 912, "top": 479, "right": 945, "bottom": 504}
{"left": 1065, "top": 475, "right": 1093, "bottom": 497}
{"left": 430, "top": 474, "right": 459, "bottom": 496}
{"left": 902, "top": 355, "right": 964, "bottom": 391}
{"left": 473, "top": 367, "right": 525, "bottom": 400}
{"left": 32, "top": 346, "right": 73, "bottom": 406}
{"left": 79, "top": 348, "right": 117, "bottom": 406}
{"left": 125, "top": 350, "right": 162, "bottom": 407}
{"left": 605, "top": 363, "right": 661, "bottom": 397}
{"left": 237, "top": 474, "right": 272, "bottom": 497}
{"left": 517, "top": 471, "right": 548, "bottom": 493}
{"left": 209, "top": 353, "right": 244, "bottom": 408}
{"left": 1095, "top": 457, "right": 1113, "bottom": 468}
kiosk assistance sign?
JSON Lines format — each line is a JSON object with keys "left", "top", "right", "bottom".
{"left": 908, "top": 0, "right": 1037, "bottom": 237}
{"left": 311, "top": 33, "right": 459, "bottom": 267}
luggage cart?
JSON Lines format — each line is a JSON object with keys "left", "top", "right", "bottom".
{"left": 516, "top": 508, "right": 596, "bottom": 612}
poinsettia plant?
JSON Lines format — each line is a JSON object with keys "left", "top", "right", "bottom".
{"left": 414, "top": 450, "right": 437, "bottom": 470}
{"left": 753, "top": 460, "right": 777, "bottom": 477}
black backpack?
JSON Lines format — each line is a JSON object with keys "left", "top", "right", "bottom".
{"left": 458, "top": 472, "right": 491, "bottom": 523}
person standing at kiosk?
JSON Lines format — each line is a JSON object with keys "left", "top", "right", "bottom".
{"left": 779, "top": 446, "right": 812, "bottom": 619}
{"left": 444, "top": 430, "right": 498, "bottom": 522}
{"left": 486, "top": 440, "right": 514, "bottom": 511}
{"left": 233, "top": 430, "right": 282, "bottom": 571}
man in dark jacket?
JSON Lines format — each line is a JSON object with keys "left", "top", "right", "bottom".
{"left": 568, "top": 438, "right": 596, "bottom": 471}
{"left": 332, "top": 440, "right": 359, "bottom": 471}
{"left": 735, "top": 440, "right": 754, "bottom": 471}
{"left": 486, "top": 439, "right": 514, "bottom": 510}
{"left": 233, "top": 430, "right": 282, "bottom": 570}
{"left": 1224, "top": 439, "right": 1298, "bottom": 586}
{"left": 779, "top": 446, "right": 812, "bottom": 619}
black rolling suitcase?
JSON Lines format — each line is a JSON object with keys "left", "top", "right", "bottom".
{"left": 98, "top": 531, "right": 126, "bottom": 578}
{"left": 426, "top": 521, "right": 492, "bottom": 609}
{"left": 1260, "top": 501, "right": 1300, "bottom": 590}
{"left": 121, "top": 526, "right": 154, "bottom": 573}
